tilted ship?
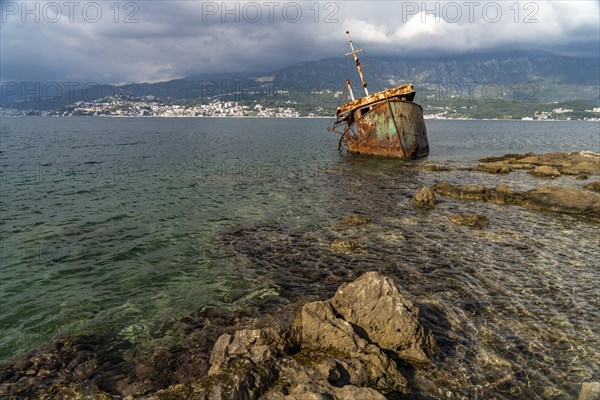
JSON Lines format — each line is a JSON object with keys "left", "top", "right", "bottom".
{"left": 330, "top": 32, "right": 429, "bottom": 159}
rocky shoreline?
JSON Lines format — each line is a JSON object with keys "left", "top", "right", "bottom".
{"left": 477, "top": 151, "right": 599, "bottom": 178}
{"left": 414, "top": 151, "right": 600, "bottom": 219}
{"left": 0, "top": 273, "right": 437, "bottom": 399}
{"left": 1, "top": 151, "right": 599, "bottom": 399}
{"left": 2, "top": 271, "right": 597, "bottom": 399}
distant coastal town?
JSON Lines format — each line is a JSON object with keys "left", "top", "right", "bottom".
{"left": 0, "top": 95, "right": 307, "bottom": 118}
{"left": 1, "top": 94, "right": 599, "bottom": 121}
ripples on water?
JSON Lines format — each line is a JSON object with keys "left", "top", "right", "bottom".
{"left": 0, "top": 117, "right": 598, "bottom": 398}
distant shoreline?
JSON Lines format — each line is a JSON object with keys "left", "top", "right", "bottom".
{"left": 1, "top": 115, "right": 599, "bottom": 122}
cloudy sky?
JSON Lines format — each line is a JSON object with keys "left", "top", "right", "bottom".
{"left": 1, "top": 0, "right": 599, "bottom": 83}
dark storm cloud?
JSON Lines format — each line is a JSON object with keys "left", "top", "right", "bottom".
{"left": 1, "top": 0, "right": 599, "bottom": 83}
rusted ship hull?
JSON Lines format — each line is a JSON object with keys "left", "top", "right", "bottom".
{"left": 333, "top": 85, "right": 429, "bottom": 159}
{"left": 347, "top": 99, "right": 428, "bottom": 159}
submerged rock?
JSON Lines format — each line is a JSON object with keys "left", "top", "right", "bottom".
{"left": 477, "top": 161, "right": 512, "bottom": 174}
{"left": 578, "top": 382, "right": 600, "bottom": 400}
{"left": 530, "top": 165, "right": 561, "bottom": 178}
{"left": 330, "top": 239, "right": 364, "bottom": 254}
{"left": 525, "top": 186, "right": 600, "bottom": 216}
{"left": 584, "top": 181, "right": 600, "bottom": 193}
{"left": 563, "top": 161, "right": 600, "bottom": 175}
{"left": 412, "top": 186, "right": 438, "bottom": 208}
{"left": 0, "top": 307, "right": 263, "bottom": 400}
{"left": 478, "top": 153, "right": 530, "bottom": 163}
{"left": 143, "top": 384, "right": 193, "bottom": 399}
{"left": 432, "top": 182, "right": 487, "bottom": 200}
{"left": 431, "top": 182, "right": 600, "bottom": 217}
{"left": 420, "top": 164, "right": 452, "bottom": 172}
{"left": 447, "top": 213, "right": 489, "bottom": 228}
{"left": 340, "top": 214, "right": 371, "bottom": 225}
{"left": 0, "top": 335, "right": 133, "bottom": 399}
{"left": 477, "top": 151, "right": 600, "bottom": 176}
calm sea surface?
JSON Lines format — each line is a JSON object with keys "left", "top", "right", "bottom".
{"left": 1, "top": 117, "right": 599, "bottom": 398}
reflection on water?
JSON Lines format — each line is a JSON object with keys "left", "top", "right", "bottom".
{"left": 0, "top": 117, "right": 598, "bottom": 398}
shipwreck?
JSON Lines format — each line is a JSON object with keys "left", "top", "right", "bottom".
{"left": 330, "top": 32, "right": 429, "bottom": 159}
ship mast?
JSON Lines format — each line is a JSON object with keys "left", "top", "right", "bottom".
{"left": 345, "top": 31, "right": 369, "bottom": 97}
{"left": 345, "top": 79, "right": 355, "bottom": 101}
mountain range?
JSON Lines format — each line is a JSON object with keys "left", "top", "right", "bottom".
{"left": 1, "top": 53, "right": 599, "bottom": 113}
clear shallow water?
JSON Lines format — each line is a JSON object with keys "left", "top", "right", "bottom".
{"left": 0, "top": 117, "right": 599, "bottom": 398}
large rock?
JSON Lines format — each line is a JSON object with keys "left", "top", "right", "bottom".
{"left": 329, "top": 271, "right": 437, "bottom": 365}
{"left": 298, "top": 300, "right": 410, "bottom": 393}
{"left": 199, "top": 272, "right": 433, "bottom": 399}
{"left": 301, "top": 301, "right": 369, "bottom": 354}
{"left": 412, "top": 186, "right": 438, "bottom": 208}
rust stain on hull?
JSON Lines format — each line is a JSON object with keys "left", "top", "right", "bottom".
{"left": 331, "top": 86, "right": 429, "bottom": 159}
